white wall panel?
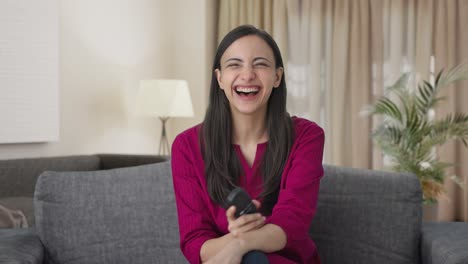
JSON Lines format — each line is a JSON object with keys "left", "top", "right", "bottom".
{"left": 0, "top": 0, "right": 59, "bottom": 143}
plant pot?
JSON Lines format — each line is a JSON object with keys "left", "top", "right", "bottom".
{"left": 423, "top": 203, "right": 438, "bottom": 221}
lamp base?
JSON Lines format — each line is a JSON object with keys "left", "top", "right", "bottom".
{"left": 159, "top": 117, "right": 170, "bottom": 156}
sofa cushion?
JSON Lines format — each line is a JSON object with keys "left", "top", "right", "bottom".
{"left": 34, "top": 161, "right": 187, "bottom": 264}
{"left": 310, "top": 165, "right": 422, "bottom": 264}
{"left": 0, "top": 228, "right": 43, "bottom": 263}
{"left": 421, "top": 222, "right": 468, "bottom": 264}
{"left": 0, "top": 155, "right": 101, "bottom": 198}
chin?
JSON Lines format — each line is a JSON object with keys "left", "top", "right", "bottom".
{"left": 233, "top": 106, "right": 267, "bottom": 116}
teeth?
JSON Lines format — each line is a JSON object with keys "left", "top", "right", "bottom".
{"left": 235, "top": 87, "right": 259, "bottom": 93}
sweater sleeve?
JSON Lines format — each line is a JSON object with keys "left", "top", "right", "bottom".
{"left": 265, "top": 123, "right": 325, "bottom": 254}
{"left": 171, "top": 134, "right": 218, "bottom": 264}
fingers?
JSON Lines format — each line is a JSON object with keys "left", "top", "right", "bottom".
{"left": 252, "top": 199, "right": 261, "bottom": 209}
{"left": 230, "top": 215, "right": 266, "bottom": 237}
{"left": 226, "top": 206, "right": 236, "bottom": 222}
{"left": 226, "top": 200, "right": 261, "bottom": 221}
{"left": 228, "top": 213, "right": 265, "bottom": 237}
{"left": 225, "top": 200, "right": 265, "bottom": 237}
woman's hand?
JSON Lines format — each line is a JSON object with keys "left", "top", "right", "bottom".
{"left": 227, "top": 200, "right": 265, "bottom": 237}
{"left": 204, "top": 238, "right": 245, "bottom": 264}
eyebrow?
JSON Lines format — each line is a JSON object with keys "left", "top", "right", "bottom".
{"left": 224, "top": 58, "right": 243, "bottom": 63}
{"left": 253, "top": 57, "right": 271, "bottom": 63}
{"left": 223, "top": 57, "right": 272, "bottom": 64}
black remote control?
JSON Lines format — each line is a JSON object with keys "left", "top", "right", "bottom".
{"left": 226, "top": 187, "right": 258, "bottom": 218}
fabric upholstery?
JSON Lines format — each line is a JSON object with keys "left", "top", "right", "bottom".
{"left": 34, "top": 161, "right": 187, "bottom": 264}
{"left": 0, "top": 155, "right": 100, "bottom": 198}
{"left": 97, "top": 154, "right": 169, "bottom": 170}
{"left": 0, "top": 154, "right": 167, "bottom": 227}
{"left": 310, "top": 165, "right": 422, "bottom": 264}
{"left": 0, "top": 228, "right": 43, "bottom": 264}
{"left": 421, "top": 222, "right": 468, "bottom": 264}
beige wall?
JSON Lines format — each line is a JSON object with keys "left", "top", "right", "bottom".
{"left": 0, "top": 0, "right": 216, "bottom": 159}
{"left": 167, "top": 0, "right": 217, "bottom": 141}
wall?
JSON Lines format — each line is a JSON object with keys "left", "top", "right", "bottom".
{"left": 0, "top": 0, "right": 216, "bottom": 159}
{"left": 165, "top": 0, "right": 217, "bottom": 141}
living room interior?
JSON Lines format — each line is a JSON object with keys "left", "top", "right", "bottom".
{"left": 1, "top": 0, "right": 468, "bottom": 263}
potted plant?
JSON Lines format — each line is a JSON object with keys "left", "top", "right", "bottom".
{"left": 363, "top": 63, "right": 468, "bottom": 204}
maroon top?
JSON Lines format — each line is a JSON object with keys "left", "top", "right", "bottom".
{"left": 171, "top": 117, "right": 324, "bottom": 264}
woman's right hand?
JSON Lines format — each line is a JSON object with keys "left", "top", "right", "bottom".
{"left": 226, "top": 200, "right": 265, "bottom": 237}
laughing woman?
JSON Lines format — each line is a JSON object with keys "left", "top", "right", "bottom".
{"left": 171, "top": 25, "right": 325, "bottom": 264}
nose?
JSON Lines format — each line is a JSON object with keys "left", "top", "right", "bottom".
{"left": 240, "top": 66, "right": 256, "bottom": 81}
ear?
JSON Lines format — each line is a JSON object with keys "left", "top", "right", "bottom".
{"left": 273, "top": 67, "right": 283, "bottom": 88}
{"left": 215, "top": 69, "right": 223, "bottom": 90}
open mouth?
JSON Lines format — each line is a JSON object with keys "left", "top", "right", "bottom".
{"left": 234, "top": 86, "right": 260, "bottom": 97}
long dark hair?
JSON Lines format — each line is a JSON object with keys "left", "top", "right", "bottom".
{"left": 201, "top": 25, "right": 294, "bottom": 215}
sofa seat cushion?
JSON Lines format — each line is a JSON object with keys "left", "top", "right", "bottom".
{"left": 34, "top": 161, "right": 187, "bottom": 264}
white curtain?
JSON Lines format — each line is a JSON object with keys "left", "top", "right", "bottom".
{"left": 286, "top": 0, "right": 373, "bottom": 168}
{"left": 285, "top": 0, "right": 468, "bottom": 221}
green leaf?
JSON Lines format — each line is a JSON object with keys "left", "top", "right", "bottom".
{"left": 387, "top": 73, "right": 410, "bottom": 92}
{"left": 372, "top": 97, "right": 403, "bottom": 123}
{"left": 366, "top": 63, "right": 468, "bottom": 203}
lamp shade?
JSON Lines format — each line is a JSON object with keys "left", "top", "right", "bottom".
{"left": 136, "top": 79, "right": 194, "bottom": 117}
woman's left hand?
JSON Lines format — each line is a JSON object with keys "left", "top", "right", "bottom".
{"left": 204, "top": 239, "right": 245, "bottom": 264}
{"left": 227, "top": 200, "right": 265, "bottom": 237}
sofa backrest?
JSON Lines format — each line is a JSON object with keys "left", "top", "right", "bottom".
{"left": 34, "top": 161, "right": 187, "bottom": 264}
{"left": 0, "top": 154, "right": 169, "bottom": 227}
{"left": 97, "top": 154, "right": 169, "bottom": 170}
{"left": 0, "top": 156, "right": 100, "bottom": 198}
{"left": 310, "top": 165, "right": 422, "bottom": 264}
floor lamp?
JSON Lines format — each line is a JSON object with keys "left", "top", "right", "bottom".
{"left": 137, "top": 79, "right": 194, "bottom": 156}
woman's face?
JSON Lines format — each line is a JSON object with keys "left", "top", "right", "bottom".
{"left": 215, "top": 35, "right": 283, "bottom": 118}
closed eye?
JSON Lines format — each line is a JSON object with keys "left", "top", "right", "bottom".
{"left": 226, "top": 63, "right": 241, "bottom": 68}
{"left": 253, "top": 57, "right": 272, "bottom": 67}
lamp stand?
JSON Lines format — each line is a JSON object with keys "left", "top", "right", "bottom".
{"left": 158, "top": 116, "right": 170, "bottom": 156}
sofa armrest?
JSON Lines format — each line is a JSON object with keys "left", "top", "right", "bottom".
{"left": 421, "top": 222, "right": 468, "bottom": 264}
{"left": 0, "top": 228, "right": 43, "bottom": 264}
{"left": 96, "top": 153, "right": 169, "bottom": 169}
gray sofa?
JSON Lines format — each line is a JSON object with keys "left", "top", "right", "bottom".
{"left": 0, "top": 154, "right": 467, "bottom": 264}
